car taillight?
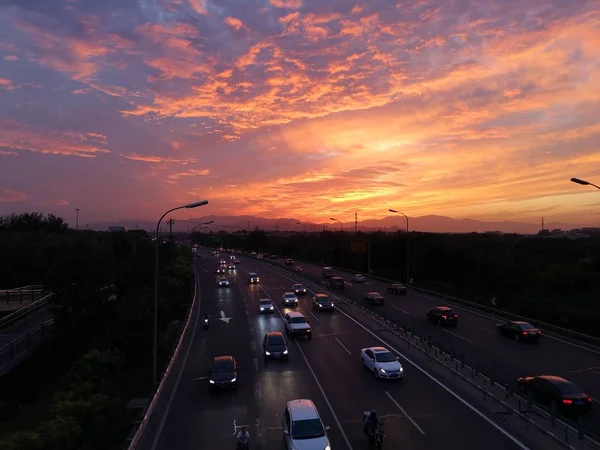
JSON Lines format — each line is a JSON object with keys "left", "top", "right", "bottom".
{"left": 563, "top": 399, "right": 573, "bottom": 405}
{"left": 537, "top": 330, "right": 542, "bottom": 334}
{"left": 522, "top": 331, "right": 527, "bottom": 335}
{"left": 442, "top": 315, "right": 447, "bottom": 319}
{"left": 587, "top": 397, "right": 592, "bottom": 402}
{"left": 455, "top": 314, "right": 459, "bottom": 318}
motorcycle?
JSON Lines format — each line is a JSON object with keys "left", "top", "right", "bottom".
{"left": 363, "top": 411, "right": 384, "bottom": 449}
{"left": 204, "top": 316, "right": 210, "bottom": 331}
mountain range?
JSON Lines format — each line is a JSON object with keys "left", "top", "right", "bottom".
{"left": 89, "top": 214, "right": 588, "bottom": 234}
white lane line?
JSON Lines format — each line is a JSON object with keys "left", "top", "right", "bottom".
{"left": 263, "top": 265, "right": 531, "bottom": 450}
{"left": 334, "top": 337, "right": 352, "bottom": 355}
{"left": 544, "top": 334, "right": 600, "bottom": 355}
{"left": 258, "top": 284, "right": 353, "bottom": 450}
{"left": 344, "top": 281, "right": 353, "bottom": 286}
{"left": 151, "top": 267, "right": 202, "bottom": 450}
{"left": 442, "top": 329, "right": 474, "bottom": 344}
{"left": 309, "top": 311, "right": 321, "bottom": 322}
{"left": 385, "top": 391, "right": 426, "bottom": 435}
{"left": 391, "top": 305, "right": 411, "bottom": 315}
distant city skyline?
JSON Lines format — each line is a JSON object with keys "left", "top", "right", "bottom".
{"left": 1, "top": 1, "right": 600, "bottom": 225}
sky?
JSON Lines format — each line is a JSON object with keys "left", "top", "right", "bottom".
{"left": 1, "top": 0, "right": 600, "bottom": 228}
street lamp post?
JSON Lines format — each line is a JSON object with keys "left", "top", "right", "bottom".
{"left": 389, "top": 209, "right": 410, "bottom": 283}
{"left": 571, "top": 177, "right": 600, "bottom": 190}
{"left": 330, "top": 218, "right": 344, "bottom": 267}
{"left": 296, "top": 221, "right": 307, "bottom": 232}
{"left": 75, "top": 208, "right": 80, "bottom": 231}
{"left": 154, "top": 200, "right": 208, "bottom": 386}
{"left": 190, "top": 220, "right": 214, "bottom": 234}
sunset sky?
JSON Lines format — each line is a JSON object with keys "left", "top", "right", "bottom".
{"left": 1, "top": 0, "right": 599, "bottom": 227}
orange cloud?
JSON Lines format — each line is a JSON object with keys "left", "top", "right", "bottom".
{"left": 189, "top": 0, "right": 209, "bottom": 15}
{"left": 269, "top": 0, "right": 302, "bottom": 9}
{"left": 119, "top": 153, "right": 196, "bottom": 164}
{"left": 0, "top": 188, "right": 27, "bottom": 203}
{"left": 224, "top": 17, "right": 247, "bottom": 31}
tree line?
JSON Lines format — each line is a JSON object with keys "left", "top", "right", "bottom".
{"left": 0, "top": 213, "right": 194, "bottom": 449}
{"left": 192, "top": 228, "right": 600, "bottom": 336}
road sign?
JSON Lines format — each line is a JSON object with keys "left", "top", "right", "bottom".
{"left": 350, "top": 238, "right": 366, "bottom": 253}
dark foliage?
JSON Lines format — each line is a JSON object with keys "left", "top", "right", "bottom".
{"left": 193, "top": 229, "right": 600, "bottom": 335}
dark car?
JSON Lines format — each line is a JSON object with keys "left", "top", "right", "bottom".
{"left": 387, "top": 283, "right": 407, "bottom": 295}
{"left": 208, "top": 356, "right": 238, "bottom": 390}
{"left": 258, "top": 298, "right": 275, "bottom": 314}
{"left": 322, "top": 267, "right": 334, "bottom": 278}
{"left": 263, "top": 331, "right": 289, "bottom": 360}
{"left": 363, "top": 292, "right": 384, "bottom": 305}
{"left": 293, "top": 283, "right": 307, "bottom": 295}
{"left": 293, "top": 265, "right": 303, "bottom": 273}
{"left": 270, "top": 254, "right": 278, "bottom": 260}
{"left": 216, "top": 267, "right": 225, "bottom": 274}
{"left": 517, "top": 375, "right": 592, "bottom": 416}
{"left": 285, "top": 258, "right": 294, "bottom": 265}
{"left": 313, "top": 294, "right": 334, "bottom": 311}
{"left": 496, "top": 321, "right": 541, "bottom": 342}
{"left": 248, "top": 272, "right": 259, "bottom": 283}
{"left": 426, "top": 306, "right": 458, "bottom": 326}
{"left": 328, "top": 276, "right": 345, "bottom": 290}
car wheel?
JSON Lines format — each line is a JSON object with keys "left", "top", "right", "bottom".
{"left": 373, "top": 369, "right": 379, "bottom": 380}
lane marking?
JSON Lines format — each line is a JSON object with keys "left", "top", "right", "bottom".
{"left": 335, "top": 337, "right": 352, "bottom": 355}
{"left": 391, "top": 305, "right": 411, "bottom": 315}
{"left": 259, "top": 264, "right": 531, "bottom": 450}
{"left": 309, "top": 311, "right": 321, "bottom": 322}
{"left": 151, "top": 267, "right": 202, "bottom": 450}
{"left": 252, "top": 357, "right": 259, "bottom": 371}
{"left": 385, "top": 391, "right": 426, "bottom": 435}
{"left": 442, "top": 329, "right": 474, "bottom": 344}
{"left": 258, "top": 284, "right": 353, "bottom": 450}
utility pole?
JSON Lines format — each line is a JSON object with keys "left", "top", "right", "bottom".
{"left": 168, "top": 218, "right": 175, "bottom": 241}
{"left": 355, "top": 212, "right": 358, "bottom": 233}
{"left": 75, "top": 208, "right": 80, "bottom": 231}
{"left": 248, "top": 220, "right": 250, "bottom": 230}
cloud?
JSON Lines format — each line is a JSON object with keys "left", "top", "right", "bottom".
{"left": 0, "top": 0, "right": 599, "bottom": 226}
{"left": 0, "top": 188, "right": 27, "bottom": 203}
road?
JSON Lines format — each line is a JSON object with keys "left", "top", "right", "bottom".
{"left": 281, "top": 257, "right": 600, "bottom": 429}
{"left": 151, "top": 251, "right": 542, "bottom": 450}
{"left": 0, "top": 306, "right": 53, "bottom": 349}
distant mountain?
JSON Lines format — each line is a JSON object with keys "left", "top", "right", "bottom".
{"left": 89, "top": 214, "right": 582, "bottom": 234}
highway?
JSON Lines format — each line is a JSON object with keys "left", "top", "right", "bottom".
{"left": 0, "top": 306, "right": 53, "bottom": 349}
{"left": 280, "top": 258, "right": 600, "bottom": 430}
{"left": 152, "top": 250, "right": 543, "bottom": 450}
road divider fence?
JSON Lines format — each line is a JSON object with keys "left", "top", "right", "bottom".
{"left": 253, "top": 255, "right": 600, "bottom": 450}
{"left": 0, "top": 285, "right": 45, "bottom": 304}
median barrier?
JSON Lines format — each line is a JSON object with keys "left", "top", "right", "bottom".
{"left": 0, "top": 294, "right": 53, "bottom": 331}
{"left": 0, "top": 285, "right": 45, "bottom": 304}
{"left": 0, "top": 319, "right": 55, "bottom": 378}
{"left": 252, "top": 255, "right": 600, "bottom": 449}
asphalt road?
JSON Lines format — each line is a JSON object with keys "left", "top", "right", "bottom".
{"left": 153, "top": 251, "right": 539, "bottom": 450}
{"left": 277, "top": 258, "right": 600, "bottom": 428}
{"left": 0, "top": 306, "right": 53, "bottom": 349}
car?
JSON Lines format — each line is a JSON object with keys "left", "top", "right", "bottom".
{"left": 352, "top": 273, "right": 366, "bottom": 283}
{"left": 233, "top": 259, "right": 240, "bottom": 264}
{"left": 285, "top": 258, "right": 294, "bottom": 265}
{"left": 228, "top": 263, "right": 236, "bottom": 270}
{"left": 293, "top": 265, "right": 303, "bottom": 273}
{"left": 263, "top": 331, "right": 289, "bottom": 360}
{"left": 208, "top": 356, "right": 238, "bottom": 390}
{"left": 284, "top": 312, "right": 311, "bottom": 339}
{"left": 496, "top": 321, "right": 542, "bottom": 341}
{"left": 270, "top": 254, "right": 278, "bottom": 260}
{"left": 517, "top": 375, "right": 592, "bottom": 415}
{"left": 361, "top": 347, "right": 404, "bottom": 380}
{"left": 322, "top": 266, "right": 334, "bottom": 278}
{"left": 248, "top": 272, "right": 260, "bottom": 283}
{"left": 219, "top": 260, "right": 227, "bottom": 266}
{"left": 282, "top": 292, "right": 299, "bottom": 306}
{"left": 313, "top": 294, "right": 334, "bottom": 311}
{"left": 387, "top": 283, "right": 407, "bottom": 295}
{"left": 258, "top": 298, "right": 275, "bottom": 313}
{"left": 216, "top": 267, "right": 225, "bottom": 274}
{"left": 293, "top": 283, "right": 307, "bottom": 295}
{"left": 218, "top": 278, "right": 230, "bottom": 287}
{"left": 282, "top": 399, "right": 331, "bottom": 450}
{"left": 426, "top": 306, "right": 458, "bottom": 326}
{"left": 363, "top": 292, "right": 384, "bottom": 305}
{"left": 328, "top": 276, "right": 345, "bottom": 290}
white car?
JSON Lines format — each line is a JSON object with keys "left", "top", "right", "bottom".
{"left": 284, "top": 312, "right": 311, "bottom": 340}
{"left": 258, "top": 298, "right": 275, "bottom": 313}
{"left": 352, "top": 274, "right": 366, "bottom": 283}
{"left": 228, "top": 264, "right": 236, "bottom": 270}
{"left": 282, "top": 292, "right": 299, "bottom": 306}
{"left": 283, "top": 399, "right": 331, "bottom": 450}
{"left": 218, "top": 278, "right": 230, "bottom": 287}
{"left": 360, "top": 346, "right": 404, "bottom": 380}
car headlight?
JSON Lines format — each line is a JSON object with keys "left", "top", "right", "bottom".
{"left": 209, "top": 380, "right": 215, "bottom": 384}
{"left": 231, "top": 377, "right": 236, "bottom": 382}
{"left": 318, "top": 304, "right": 323, "bottom": 307}
{"left": 399, "top": 367, "right": 404, "bottom": 372}
{"left": 270, "top": 306, "right": 274, "bottom": 310}
{"left": 283, "top": 350, "right": 288, "bottom": 354}
{"left": 331, "top": 302, "right": 334, "bottom": 306}
{"left": 265, "top": 351, "right": 271, "bottom": 355}
{"left": 379, "top": 368, "right": 386, "bottom": 373}
{"left": 325, "top": 446, "right": 331, "bottom": 450}
{"left": 260, "top": 307, "right": 265, "bottom": 310}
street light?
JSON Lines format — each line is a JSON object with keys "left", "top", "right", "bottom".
{"left": 190, "top": 220, "right": 214, "bottom": 233}
{"left": 571, "top": 177, "right": 600, "bottom": 190}
{"left": 154, "top": 200, "right": 208, "bottom": 386}
{"left": 75, "top": 208, "right": 80, "bottom": 231}
{"left": 296, "top": 221, "right": 307, "bottom": 232}
{"left": 389, "top": 209, "right": 410, "bottom": 283}
{"left": 330, "top": 218, "right": 343, "bottom": 232}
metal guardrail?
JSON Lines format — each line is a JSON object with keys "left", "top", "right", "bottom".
{"left": 288, "top": 257, "right": 600, "bottom": 347}
{"left": 256, "top": 257, "right": 600, "bottom": 449}
{"left": 0, "top": 294, "right": 52, "bottom": 331}
{"left": 0, "top": 285, "right": 45, "bottom": 304}
{"left": 0, "top": 318, "right": 55, "bottom": 378}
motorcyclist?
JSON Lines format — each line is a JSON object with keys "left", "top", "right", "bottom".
{"left": 364, "top": 409, "right": 382, "bottom": 438}
{"left": 236, "top": 426, "right": 250, "bottom": 449}
{"left": 204, "top": 313, "right": 209, "bottom": 329}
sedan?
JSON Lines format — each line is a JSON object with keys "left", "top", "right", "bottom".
{"left": 292, "top": 284, "right": 307, "bottom": 295}
{"left": 496, "top": 321, "right": 542, "bottom": 342}
{"left": 293, "top": 266, "right": 303, "bottom": 274}
{"left": 363, "top": 292, "right": 384, "bottom": 305}
{"left": 361, "top": 347, "right": 404, "bottom": 380}
{"left": 426, "top": 306, "right": 458, "bottom": 326}
{"left": 517, "top": 375, "right": 592, "bottom": 416}
{"left": 208, "top": 356, "right": 238, "bottom": 390}
{"left": 216, "top": 267, "right": 225, "bottom": 274}
{"left": 313, "top": 294, "right": 334, "bottom": 311}
{"left": 352, "top": 274, "right": 366, "bottom": 283}
{"left": 387, "top": 283, "right": 407, "bottom": 295}
{"left": 263, "top": 331, "right": 289, "bottom": 360}
{"left": 218, "top": 278, "right": 230, "bottom": 287}
{"left": 219, "top": 260, "right": 227, "bottom": 266}
{"left": 228, "top": 264, "right": 236, "bottom": 270}
{"left": 282, "top": 292, "right": 299, "bottom": 306}
{"left": 258, "top": 298, "right": 275, "bottom": 313}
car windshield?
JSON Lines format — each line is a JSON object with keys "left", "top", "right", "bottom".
{"left": 285, "top": 294, "right": 296, "bottom": 298}
{"left": 441, "top": 310, "right": 455, "bottom": 315}
{"left": 317, "top": 296, "right": 329, "bottom": 302}
{"left": 219, "top": 278, "right": 227, "bottom": 282}
{"left": 375, "top": 352, "right": 396, "bottom": 362}
{"left": 249, "top": 273, "right": 257, "bottom": 277}
{"left": 292, "top": 419, "right": 325, "bottom": 440}
{"left": 259, "top": 301, "right": 271, "bottom": 306}
{"left": 291, "top": 317, "right": 307, "bottom": 324}
{"left": 555, "top": 382, "right": 582, "bottom": 396}
{"left": 368, "top": 293, "right": 381, "bottom": 298}
{"left": 294, "top": 285, "right": 305, "bottom": 289}
{"left": 267, "top": 335, "right": 284, "bottom": 345}
{"left": 212, "top": 360, "right": 233, "bottom": 372}
{"left": 518, "top": 322, "right": 536, "bottom": 330}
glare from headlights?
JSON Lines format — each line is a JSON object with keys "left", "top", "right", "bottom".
{"left": 325, "top": 446, "right": 331, "bottom": 450}
{"left": 260, "top": 307, "right": 265, "bottom": 310}
{"left": 231, "top": 377, "right": 236, "bottom": 382}
{"left": 283, "top": 349, "right": 288, "bottom": 354}
{"left": 209, "top": 380, "right": 215, "bottom": 384}
{"left": 265, "top": 351, "right": 271, "bottom": 355}
{"left": 270, "top": 306, "right": 274, "bottom": 309}
{"left": 380, "top": 368, "right": 386, "bottom": 373}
